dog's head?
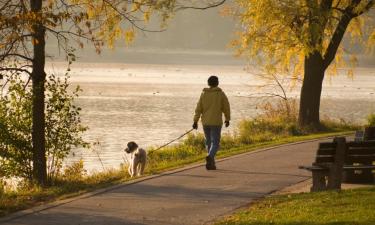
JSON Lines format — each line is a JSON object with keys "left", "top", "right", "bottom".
{"left": 125, "top": 141, "right": 138, "bottom": 153}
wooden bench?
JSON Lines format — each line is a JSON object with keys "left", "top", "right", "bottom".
{"left": 299, "top": 137, "right": 375, "bottom": 192}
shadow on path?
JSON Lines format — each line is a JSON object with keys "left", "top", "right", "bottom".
{"left": 2, "top": 211, "right": 150, "bottom": 225}
{"left": 109, "top": 183, "right": 266, "bottom": 199}
{"left": 214, "top": 169, "right": 310, "bottom": 178}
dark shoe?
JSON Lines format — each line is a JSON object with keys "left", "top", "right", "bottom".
{"left": 205, "top": 156, "right": 216, "bottom": 170}
{"left": 210, "top": 158, "right": 217, "bottom": 170}
{"left": 205, "top": 156, "right": 211, "bottom": 170}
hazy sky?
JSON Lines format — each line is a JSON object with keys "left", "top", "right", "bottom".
{"left": 46, "top": 5, "right": 241, "bottom": 65}
{"left": 46, "top": 4, "right": 374, "bottom": 66}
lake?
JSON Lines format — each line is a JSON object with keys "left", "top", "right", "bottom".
{"left": 45, "top": 63, "right": 375, "bottom": 172}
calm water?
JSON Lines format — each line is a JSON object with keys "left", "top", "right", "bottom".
{"left": 46, "top": 63, "right": 375, "bottom": 172}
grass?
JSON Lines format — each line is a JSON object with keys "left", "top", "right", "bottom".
{"left": 0, "top": 102, "right": 362, "bottom": 218}
{"left": 0, "top": 130, "right": 354, "bottom": 218}
{"left": 367, "top": 113, "right": 375, "bottom": 126}
{"left": 145, "top": 130, "right": 355, "bottom": 174}
{"left": 0, "top": 169, "right": 128, "bottom": 217}
{"left": 215, "top": 187, "right": 375, "bottom": 225}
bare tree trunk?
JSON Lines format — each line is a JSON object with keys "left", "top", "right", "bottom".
{"left": 31, "top": 0, "right": 47, "bottom": 186}
{"left": 298, "top": 51, "right": 325, "bottom": 129}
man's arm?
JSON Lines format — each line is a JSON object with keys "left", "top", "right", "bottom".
{"left": 193, "top": 93, "right": 203, "bottom": 123}
{"left": 222, "top": 92, "right": 231, "bottom": 123}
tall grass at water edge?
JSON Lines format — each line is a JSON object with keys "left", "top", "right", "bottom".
{"left": 146, "top": 100, "right": 359, "bottom": 172}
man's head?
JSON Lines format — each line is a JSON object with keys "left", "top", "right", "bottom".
{"left": 207, "top": 76, "right": 219, "bottom": 87}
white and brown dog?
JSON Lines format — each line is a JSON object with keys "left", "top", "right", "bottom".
{"left": 124, "top": 141, "right": 147, "bottom": 177}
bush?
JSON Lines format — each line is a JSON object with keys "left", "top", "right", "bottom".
{"left": 0, "top": 179, "right": 4, "bottom": 195}
{"left": 0, "top": 75, "right": 34, "bottom": 180}
{"left": 0, "top": 72, "right": 88, "bottom": 182}
{"left": 237, "top": 99, "right": 302, "bottom": 144}
{"left": 182, "top": 133, "right": 206, "bottom": 150}
{"left": 258, "top": 99, "right": 298, "bottom": 124}
{"left": 62, "top": 160, "right": 87, "bottom": 181}
{"left": 320, "top": 117, "right": 359, "bottom": 132}
{"left": 45, "top": 74, "right": 89, "bottom": 180}
{"left": 367, "top": 113, "right": 375, "bottom": 126}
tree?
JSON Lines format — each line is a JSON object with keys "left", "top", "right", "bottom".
{"left": 229, "top": 0, "right": 375, "bottom": 128}
{"left": 0, "top": 0, "right": 226, "bottom": 185}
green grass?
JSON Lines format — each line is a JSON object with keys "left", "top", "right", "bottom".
{"left": 146, "top": 128, "right": 355, "bottom": 172}
{"left": 0, "top": 169, "right": 128, "bottom": 217}
{"left": 0, "top": 109, "right": 360, "bottom": 218}
{"left": 215, "top": 187, "right": 375, "bottom": 225}
{"left": 367, "top": 113, "right": 375, "bottom": 126}
{"left": 0, "top": 130, "right": 353, "bottom": 218}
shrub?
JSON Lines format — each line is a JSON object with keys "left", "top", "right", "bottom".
{"left": 0, "top": 72, "right": 88, "bottom": 182}
{"left": 182, "top": 133, "right": 206, "bottom": 150}
{"left": 0, "top": 179, "right": 4, "bottom": 195}
{"left": 63, "top": 160, "right": 86, "bottom": 181}
{"left": 45, "top": 74, "right": 89, "bottom": 180}
{"left": 0, "top": 75, "right": 34, "bottom": 180}
{"left": 320, "top": 117, "right": 359, "bottom": 132}
{"left": 237, "top": 99, "right": 300, "bottom": 144}
{"left": 367, "top": 113, "right": 375, "bottom": 126}
{"left": 258, "top": 99, "right": 298, "bottom": 123}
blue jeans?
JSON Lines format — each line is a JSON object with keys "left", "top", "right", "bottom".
{"left": 203, "top": 125, "right": 222, "bottom": 158}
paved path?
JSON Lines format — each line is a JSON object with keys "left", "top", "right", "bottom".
{"left": 1, "top": 139, "right": 328, "bottom": 225}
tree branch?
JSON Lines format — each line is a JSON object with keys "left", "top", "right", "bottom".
{"left": 322, "top": 1, "right": 365, "bottom": 68}
{"left": 0, "top": 53, "right": 33, "bottom": 62}
{"left": 175, "top": 0, "right": 226, "bottom": 11}
{"left": 0, "top": 67, "right": 32, "bottom": 75}
{"left": 352, "top": 0, "right": 374, "bottom": 17}
{"left": 101, "top": 0, "right": 167, "bottom": 33}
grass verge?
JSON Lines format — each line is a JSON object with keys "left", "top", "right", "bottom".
{"left": 0, "top": 98, "right": 360, "bottom": 218}
{"left": 215, "top": 187, "right": 375, "bottom": 225}
{"left": 0, "top": 129, "right": 353, "bottom": 218}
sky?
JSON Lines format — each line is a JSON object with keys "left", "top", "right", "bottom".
{"left": 46, "top": 4, "right": 242, "bottom": 65}
{"left": 45, "top": 3, "right": 375, "bottom": 66}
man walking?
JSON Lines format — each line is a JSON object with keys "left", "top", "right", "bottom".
{"left": 192, "top": 76, "right": 231, "bottom": 170}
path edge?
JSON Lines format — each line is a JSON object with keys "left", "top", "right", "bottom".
{"left": 0, "top": 135, "right": 343, "bottom": 223}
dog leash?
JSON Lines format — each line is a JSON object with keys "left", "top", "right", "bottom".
{"left": 153, "top": 128, "right": 195, "bottom": 151}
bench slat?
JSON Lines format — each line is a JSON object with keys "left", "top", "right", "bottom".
{"left": 317, "top": 148, "right": 335, "bottom": 155}
{"left": 347, "top": 141, "right": 375, "bottom": 148}
{"left": 343, "top": 165, "right": 375, "bottom": 170}
{"left": 319, "top": 142, "right": 336, "bottom": 148}
{"left": 315, "top": 155, "right": 334, "bottom": 163}
{"left": 345, "top": 155, "right": 375, "bottom": 163}
{"left": 300, "top": 165, "right": 375, "bottom": 171}
{"left": 299, "top": 165, "right": 329, "bottom": 171}
{"left": 347, "top": 148, "right": 375, "bottom": 154}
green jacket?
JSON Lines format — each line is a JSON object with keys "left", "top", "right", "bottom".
{"left": 193, "top": 87, "right": 231, "bottom": 126}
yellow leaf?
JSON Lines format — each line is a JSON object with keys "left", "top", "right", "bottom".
{"left": 124, "top": 30, "right": 135, "bottom": 44}
{"left": 32, "top": 38, "right": 39, "bottom": 45}
{"left": 347, "top": 69, "right": 354, "bottom": 79}
{"left": 132, "top": 3, "right": 140, "bottom": 11}
{"left": 144, "top": 11, "right": 150, "bottom": 22}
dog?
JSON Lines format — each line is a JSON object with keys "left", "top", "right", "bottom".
{"left": 124, "top": 141, "right": 147, "bottom": 177}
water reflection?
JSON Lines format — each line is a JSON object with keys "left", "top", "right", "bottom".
{"left": 44, "top": 63, "right": 375, "bottom": 172}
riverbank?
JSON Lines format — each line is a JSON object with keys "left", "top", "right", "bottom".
{"left": 1, "top": 132, "right": 365, "bottom": 225}
{"left": 53, "top": 63, "right": 375, "bottom": 172}
{"left": 0, "top": 129, "right": 354, "bottom": 218}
